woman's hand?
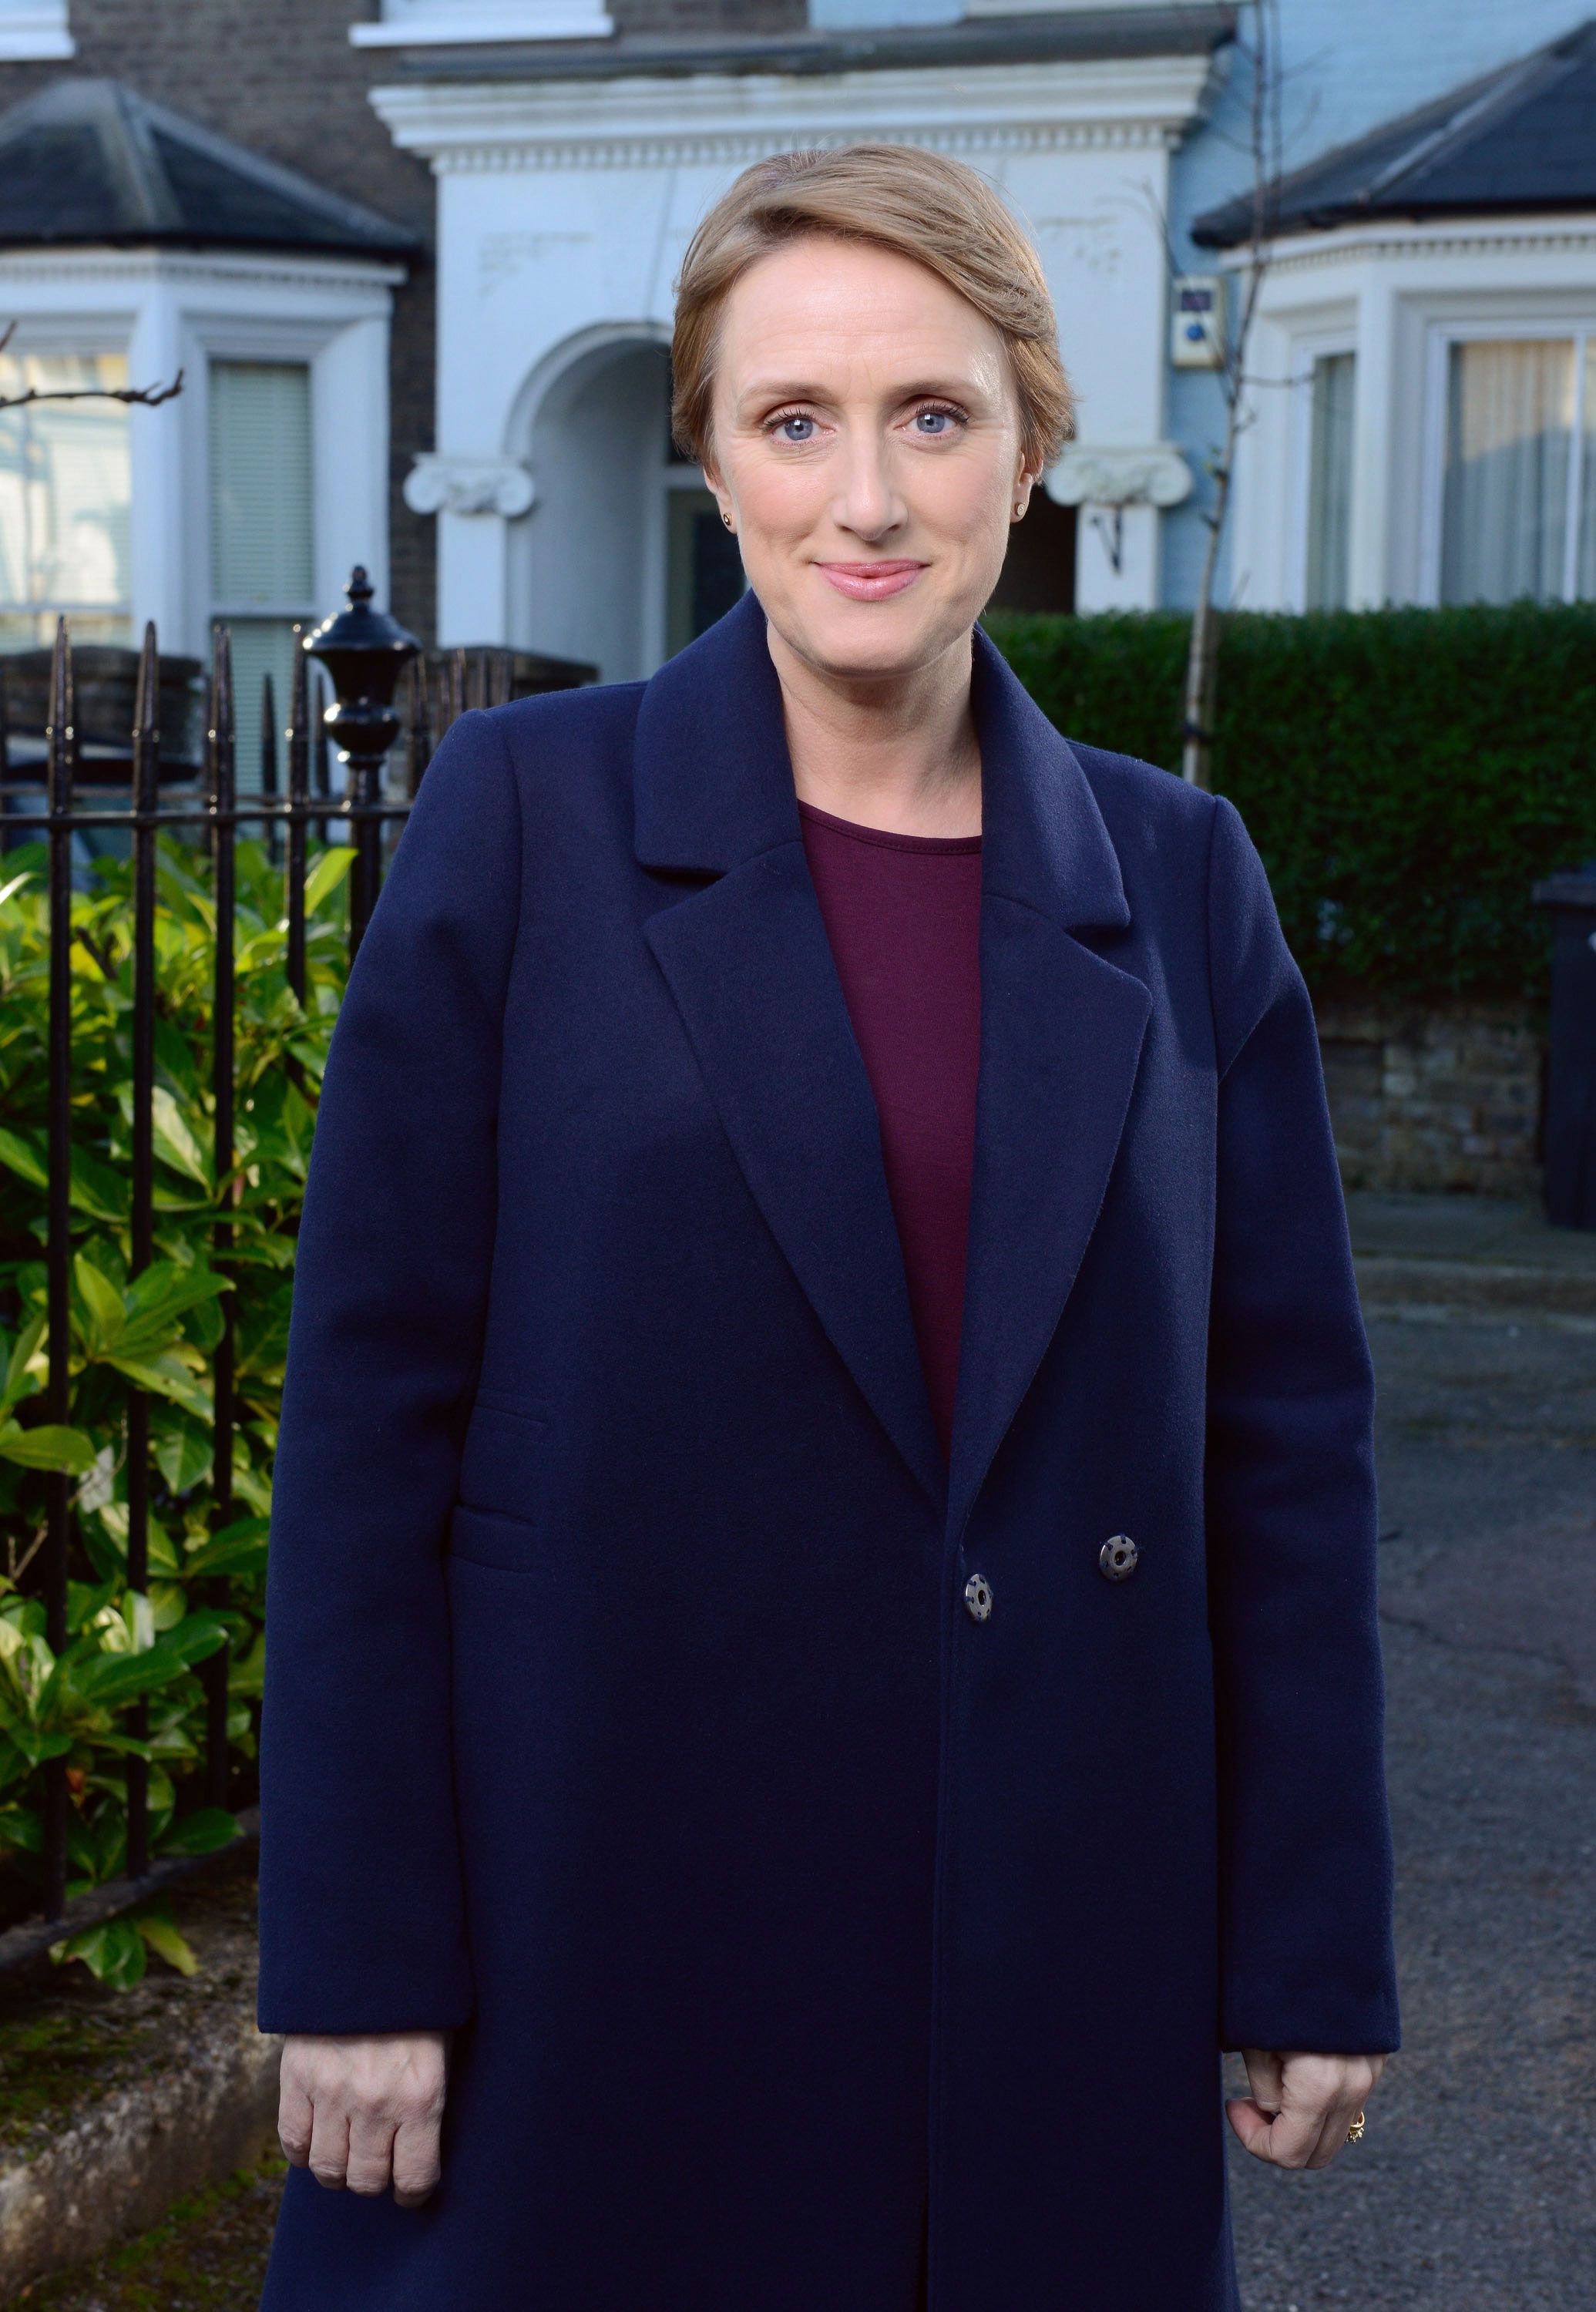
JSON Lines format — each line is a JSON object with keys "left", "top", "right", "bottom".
{"left": 1225, "top": 2048, "right": 1386, "bottom": 2169}
{"left": 277, "top": 2031, "right": 451, "bottom": 2206}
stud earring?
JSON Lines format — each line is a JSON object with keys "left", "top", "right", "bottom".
{"left": 721, "top": 510, "right": 734, "bottom": 531}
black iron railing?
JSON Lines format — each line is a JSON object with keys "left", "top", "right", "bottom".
{"left": 0, "top": 570, "right": 580, "bottom": 1971}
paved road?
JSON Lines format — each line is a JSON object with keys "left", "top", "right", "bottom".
{"left": 1228, "top": 1303, "right": 1596, "bottom": 2311}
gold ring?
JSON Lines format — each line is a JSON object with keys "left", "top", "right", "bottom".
{"left": 1346, "top": 2109, "right": 1366, "bottom": 2144}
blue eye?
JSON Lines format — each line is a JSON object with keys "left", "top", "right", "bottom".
{"left": 778, "top": 414, "right": 815, "bottom": 442}
{"left": 916, "top": 408, "right": 952, "bottom": 434}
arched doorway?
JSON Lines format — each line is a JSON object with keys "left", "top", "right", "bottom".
{"left": 509, "top": 333, "right": 744, "bottom": 684}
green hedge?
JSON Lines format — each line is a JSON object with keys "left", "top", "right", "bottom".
{"left": 986, "top": 601, "right": 1596, "bottom": 1005}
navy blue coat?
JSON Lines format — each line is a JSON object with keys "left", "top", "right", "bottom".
{"left": 257, "top": 589, "right": 1398, "bottom": 2312}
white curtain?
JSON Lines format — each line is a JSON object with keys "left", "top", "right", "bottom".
{"left": 1441, "top": 339, "right": 1574, "bottom": 604}
{"left": 1572, "top": 338, "right": 1581, "bottom": 606}
{"left": 0, "top": 351, "right": 132, "bottom": 649}
{"left": 1305, "top": 351, "right": 1355, "bottom": 610}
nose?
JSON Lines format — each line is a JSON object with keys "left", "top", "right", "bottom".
{"left": 832, "top": 426, "right": 905, "bottom": 545}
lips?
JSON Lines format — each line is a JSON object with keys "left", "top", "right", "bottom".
{"left": 815, "top": 560, "right": 927, "bottom": 601}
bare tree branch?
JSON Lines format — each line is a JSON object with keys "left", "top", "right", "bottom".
{"left": 1178, "top": 0, "right": 1282, "bottom": 789}
{"left": 0, "top": 321, "right": 184, "bottom": 411}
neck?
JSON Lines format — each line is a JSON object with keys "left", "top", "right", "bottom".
{"left": 766, "top": 619, "right": 983, "bottom": 839}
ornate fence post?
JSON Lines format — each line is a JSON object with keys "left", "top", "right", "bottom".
{"left": 42, "top": 621, "right": 75, "bottom": 1922}
{"left": 304, "top": 567, "right": 419, "bottom": 961}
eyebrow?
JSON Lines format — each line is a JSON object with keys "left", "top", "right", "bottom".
{"left": 732, "top": 375, "right": 987, "bottom": 414}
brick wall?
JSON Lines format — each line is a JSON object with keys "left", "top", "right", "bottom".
{"left": 1317, "top": 999, "right": 1545, "bottom": 1197}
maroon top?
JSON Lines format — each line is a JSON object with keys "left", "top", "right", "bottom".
{"left": 798, "top": 798, "right": 983, "bottom": 1462}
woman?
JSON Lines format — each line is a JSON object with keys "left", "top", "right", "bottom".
{"left": 258, "top": 144, "right": 1397, "bottom": 2312}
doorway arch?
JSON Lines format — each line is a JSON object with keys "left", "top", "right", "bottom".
{"left": 507, "top": 327, "right": 744, "bottom": 684}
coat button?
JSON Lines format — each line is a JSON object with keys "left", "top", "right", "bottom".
{"left": 963, "top": 1571, "right": 993, "bottom": 1622}
{"left": 1099, "top": 1534, "right": 1139, "bottom": 1582}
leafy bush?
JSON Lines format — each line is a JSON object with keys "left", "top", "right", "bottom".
{"left": 987, "top": 600, "right": 1596, "bottom": 1004}
{"left": 0, "top": 834, "right": 356, "bottom": 1977}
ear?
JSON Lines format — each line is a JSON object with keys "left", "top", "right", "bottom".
{"left": 1011, "top": 459, "right": 1040, "bottom": 523}
{"left": 702, "top": 456, "right": 735, "bottom": 535}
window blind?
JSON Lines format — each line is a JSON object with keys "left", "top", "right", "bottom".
{"left": 210, "top": 359, "right": 314, "bottom": 793}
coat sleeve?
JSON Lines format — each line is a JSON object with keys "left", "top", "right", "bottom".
{"left": 256, "top": 708, "right": 521, "bottom": 2035}
{"left": 1204, "top": 793, "right": 1400, "bottom": 2057}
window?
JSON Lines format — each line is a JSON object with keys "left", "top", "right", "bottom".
{"left": 1305, "top": 350, "right": 1355, "bottom": 611}
{"left": 1440, "top": 334, "right": 1595, "bottom": 605}
{"left": 0, "top": 2, "right": 73, "bottom": 61}
{"left": 0, "top": 349, "right": 131, "bottom": 650}
{"left": 209, "top": 358, "right": 314, "bottom": 789}
{"left": 351, "top": 0, "right": 612, "bottom": 45}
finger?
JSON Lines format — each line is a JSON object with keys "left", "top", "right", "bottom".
{"left": 1287, "top": 2055, "right": 1377, "bottom": 2170}
{"left": 1225, "top": 2097, "right": 1290, "bottom": 2164}
{"left": 391, "top": 2108, "right": 444, "bottom": 2208}
{"left": 1305, "top": 2078, "right": 1375, "bottom": 2169}
{"left": 1227, "top": 2092, "right": 1320, "bottom": 2169}
{"left": 1240, "top": 2048, "right": 1284, "bottom": 2113}
{"left": 277, "top": 2072, "right": 314, "bottom": 2169}
{"left": 307, "top": 2098, "right": 351, "bottom": 2190}
{"left": 345, "top": 2104, "right": 398, "bottom": 2198}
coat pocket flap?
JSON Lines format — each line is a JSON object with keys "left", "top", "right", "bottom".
{"left": 458, "top": 1400, "right": 548, "bottom": 1520}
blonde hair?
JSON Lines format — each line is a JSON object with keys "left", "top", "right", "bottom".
{"left": 670, "top": 143, "right": 1075, "bottom": 477}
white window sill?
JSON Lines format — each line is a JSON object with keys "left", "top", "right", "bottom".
{"left": 0, "top": 22, "right": 73, "bottom": 58}
{"left": 351, "top": 8, "right": 612, "bottom": 45}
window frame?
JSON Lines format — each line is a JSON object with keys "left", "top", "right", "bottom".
{"left": 1419, "top": 314, "right": 1596, "bottom": 607}
{"left": 182, "top": 305, "right": 388, "bottom": 669}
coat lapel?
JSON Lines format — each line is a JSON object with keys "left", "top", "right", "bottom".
{"left": 637, "top": 595, "right": 946, "bottom": 1510}
{"left": 946, "top": 629, "right": 1153, "bottom": 1541}
{"left": 633, "top": 596, "right": 1154, "bottom": 1535}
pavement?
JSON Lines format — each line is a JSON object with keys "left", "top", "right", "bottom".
{"left": 1349, "top": 1189, "right": 1596, "bottom": 1319}
{"left": 1228, "top": 1191, "right": 1596, "bottom": 2310}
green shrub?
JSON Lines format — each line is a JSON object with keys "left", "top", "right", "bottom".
{"left": 986, "top": 600, "right": 1596, "bottom": 1004}
{"left": 0, "top": 835, "right": 356, "bottom": 1974}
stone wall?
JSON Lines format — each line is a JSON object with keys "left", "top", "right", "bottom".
{"left": 1315, "top": 997, "right": 1544, "bottom": 1197}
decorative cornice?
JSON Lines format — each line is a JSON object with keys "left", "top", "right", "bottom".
{"left": 425, "top": 119, "right": 1184, "bottom": 171}
{"left": 0, "top": 246, "right": 406, "bottom": 293}
{"left": 1222, "top": 213, "right": 1596, "bottom": 279}
{"left": 403, "top": 452, "right": 536, "bottom": 517}
{"left": 1047, "top": 441, "right": 1194, "bottom": 509}
{"left": 370, "top": 52, "right": 1215, "bottom": 173}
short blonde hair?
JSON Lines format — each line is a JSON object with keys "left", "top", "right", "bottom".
{"left": 670, "top": 143, "right": 1075, "bottom": 478}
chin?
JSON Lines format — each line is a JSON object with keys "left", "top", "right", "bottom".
{"left": 783, "top": 587, "right": 973, "bottom": 683}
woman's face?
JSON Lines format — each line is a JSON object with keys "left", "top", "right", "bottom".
{"left": 704, "top": 234, "right": 1034, "bottom": 685}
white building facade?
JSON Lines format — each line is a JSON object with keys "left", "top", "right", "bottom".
{"left": 373, "top": 26, "right": 1219, "bottom": 670}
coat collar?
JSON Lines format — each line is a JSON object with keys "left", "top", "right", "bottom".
{"left": 636, "top": 590, "right": 1151, "bottom": 1532}
{"left": 634, "top": 585, "right": 1131, "bottom": 932}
